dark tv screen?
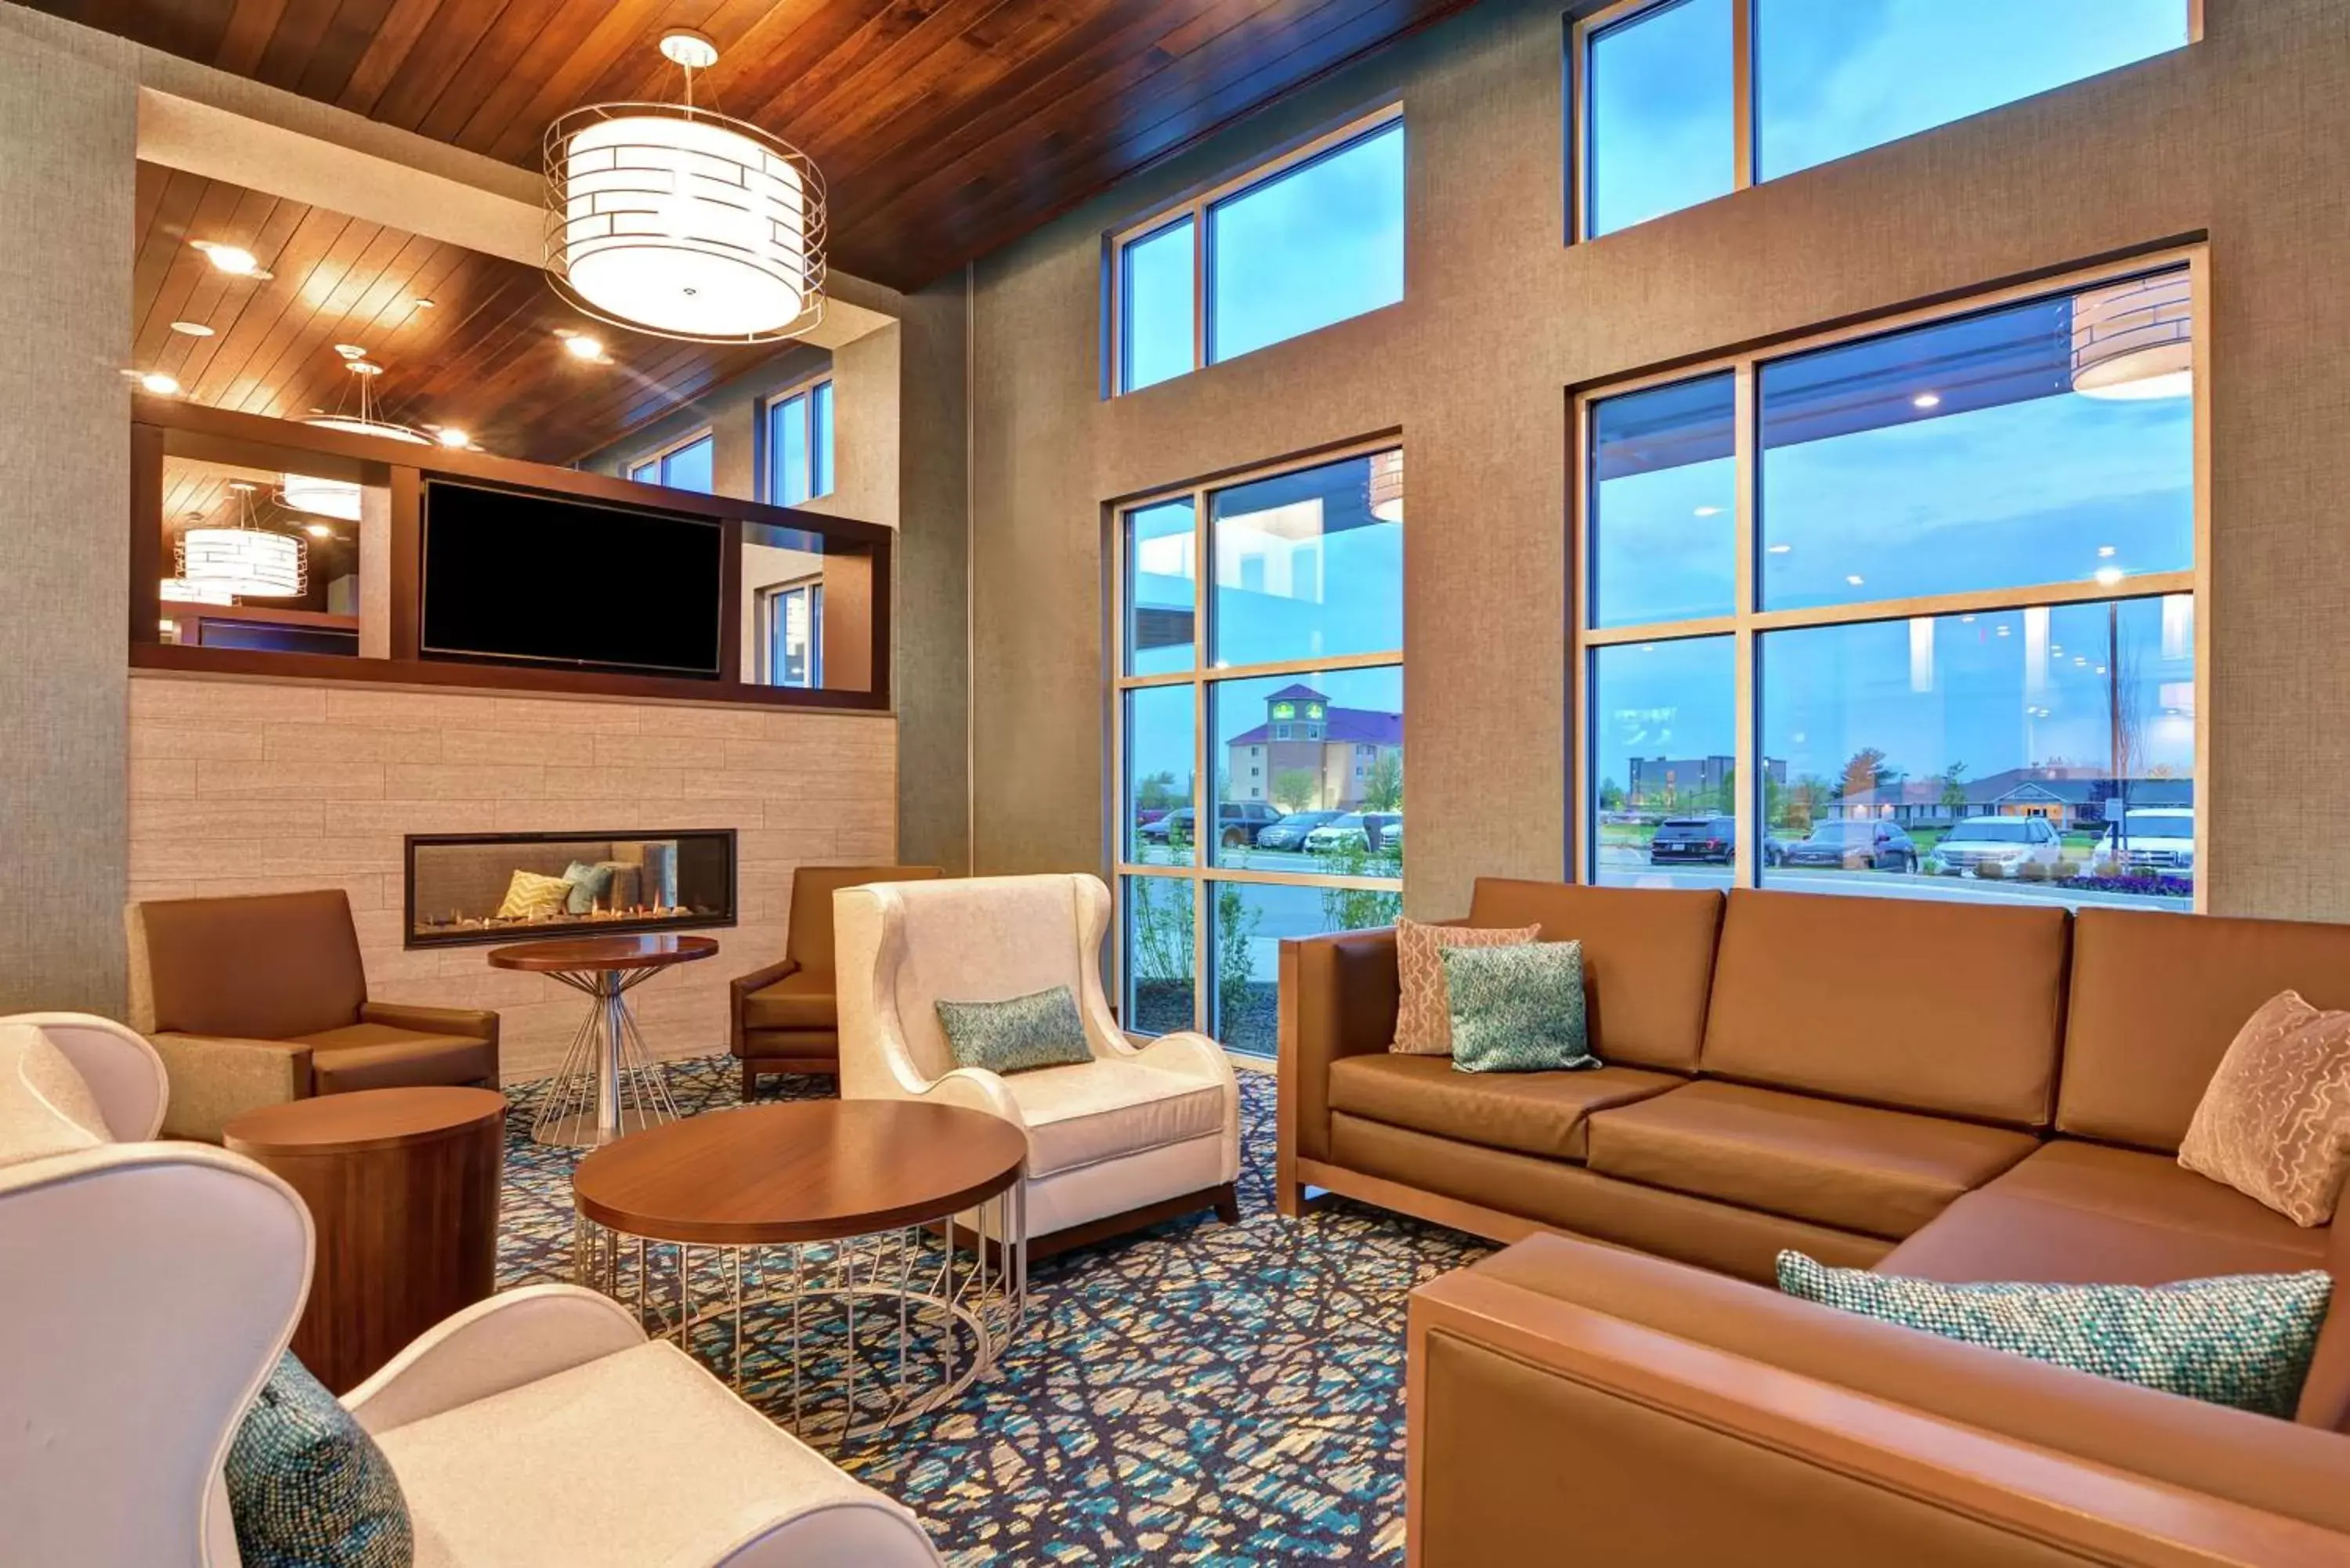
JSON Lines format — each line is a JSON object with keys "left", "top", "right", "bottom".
{"left": 421, "top": 481, "right": 724, "bottom": 677}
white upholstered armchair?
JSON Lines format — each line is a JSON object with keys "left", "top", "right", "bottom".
{"left": 833, "top": 872, "right": 1242, "bottom": 1253}
{"left": 0, "top": 1031, "right": 945, "bottom": 1568}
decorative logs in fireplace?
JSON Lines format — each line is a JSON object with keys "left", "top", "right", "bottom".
{"left": 404, "top": 829, "right": 736, "bottom": 948}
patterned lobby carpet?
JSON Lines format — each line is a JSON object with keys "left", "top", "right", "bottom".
{"left": 497, "top": 1056, "right": 1490, "bottom": 1566}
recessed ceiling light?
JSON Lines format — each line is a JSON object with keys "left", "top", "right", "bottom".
{"left": 2094, "top": 565, "right": 2126, "bottom": 586}
{"left": 1766, "top": 543, "right": 1791, "bottom": 555}
{"left": 1639, "top": 644, "right": 1656, "bottom": 653}
{"left": 563, "top": 333, "right": 606, "bottom": 361}
{"left": 168, "top": 320, "right": 215, "bottom": 337}
{"left": 139, "top": 371, "right": 181, "bottom": 396}
{"left": 2097, "top": 544, "right": 2117, "bottom": 558}
{"left": 1997, "top": 626, "right": 2012, "bottom": 637}
{"left": 1911, "top": 392, "right": 1942, "bottom": 410}
{"left": 1845, "top": 574, "right": 1865, "bottom": 586}
{"left": 348, "top": 360, "right": 385, "bottom": 376}
{"left": 436, "top": 427, "right": 471, "bottom": 448}
{"left": 1960, "top": 614, "right": 1976, "bottom": 623}
{"left": 411, "top": 297, "right": 436, "bottom": 309}
{"left": 305, "top": 522, "right": 334, "bottom": 539}
{"left": 1692, "top": 505, "right": 1724, "bottom": 518}
{"left": 2051, "top": 644, "right": 2063, "bottom": 655}
{"left": 192, "top": 240, "right": 267, "bottom": 278}
{"left": 658, "top": 28, "right": 721, "bottom": 70}
{"left": 334, "top": 343, "right": 368, "bottom": 359}
{"left": 2095, "top": 665, "right": 2107, "bottom": 675}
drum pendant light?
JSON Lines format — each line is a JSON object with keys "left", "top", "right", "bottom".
{"left": 545, "top": 31, "right": 826, "bottom": 345}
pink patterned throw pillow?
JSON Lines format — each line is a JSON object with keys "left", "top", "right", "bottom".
{"left": 1390, "top": 916, "right": 1541, "bottom": 1056}
{"left": 2178, "top": 990, "right": 2350, "bottom": 1227}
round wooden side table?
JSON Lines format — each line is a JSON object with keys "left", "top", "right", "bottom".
{"left": 487, "top": 932, "right": 719, "bottom": 1147}
{"left": 223, "top": 1086, "right": 506, "bottom": 1394}
{"left": 572, "top": 1100, "right": 1029, "bottom": 1447}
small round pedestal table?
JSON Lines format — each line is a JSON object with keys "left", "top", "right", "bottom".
{"left": 488, "top": 932, "right": 718, "bottom": 1147}
{"left": 572, "top": 1100, "right": 1029, "bottom": 1449}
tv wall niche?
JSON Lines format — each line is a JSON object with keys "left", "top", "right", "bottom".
{"left": 421, "top": 479, "right": 726, "bottom": 678}
{"left": 127, "top": 398, "right": 891, "bottom": 713}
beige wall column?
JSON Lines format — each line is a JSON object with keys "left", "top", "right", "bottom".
{"left": 0, "top": 25, "right": 136, "bottom": 1011}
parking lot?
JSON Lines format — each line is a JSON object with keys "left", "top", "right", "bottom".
{"left": 1595, "top": 845, "right": 2191, "bottom": 911}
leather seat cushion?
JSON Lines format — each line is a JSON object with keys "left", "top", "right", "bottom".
{"left": 295, "top": 1024, "right": 498, "bottom": 1094}
{"left": 1329, "top": 1053, "right": 1685, "bottom": 1162}
{"left": 1004, "top": 1058, "right": 1229, "bottom": 1178}
{"left": 741, "top": 970, "right": 836, "bottom": 1031}
{"left": 1583, "top": 1080, "right": 2037, "bottom": 1239}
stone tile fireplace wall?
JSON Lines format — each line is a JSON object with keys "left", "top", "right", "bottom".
{"left": 128, "top": 671, "right": 895, "bottom": 1081}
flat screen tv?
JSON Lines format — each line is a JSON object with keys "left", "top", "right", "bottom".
{"left": 421, "top": 479, "right": 725, "bottom": 677}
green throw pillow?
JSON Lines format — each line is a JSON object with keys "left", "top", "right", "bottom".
{"left": 226, "top": 1351, "right": 414, "bottom": 1566}
{"left": 1777, "top": 1252, "right": 2334, "bottom": 1418}
{"left": 1441, "top": 940, "right": 1598, "bottom": 1074}
{"left": 562, "top": 860, "right": 614, "bottom": 916}
{"left": 936, "top": 985, "right": 1095, "bottom": 1075}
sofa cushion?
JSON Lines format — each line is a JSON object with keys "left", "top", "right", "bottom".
{"left": 1444, "top": 941, "right": 1595, "bottom": 1074}
{"left": 1463, "top": 880, "right": 1722, "bottom": 1072}
{"left": 295, "top": 1026, "right": 498, "bottom": 1094}
{"left": 1328, "top": 1053, "right": 1683, "bottom": 1161}
{"left": 1700, "top": 889, "right": 2066, "bottom": 1128}
{"left": 1003, "top": 1058, "right": 1227, "bottom": 1178}
{"left": 2179, "top": 989, "right": 2350, "bottom": 1225}
{"left": 741, "top": 969, "right": 836, "bottom": 1031}
{"left": 1391, "top": 915, "right": 1538, "bottom": 1055}
{"left": 371, "top": 1340, "right": 931, "bottom": 1568}
{"left": 227, "top": 1350, "right": 413, "bottom": 1567}
{"left": 1583, "top": 1080, "right": 2037, "bottom": 1239}
{"left": 936, "top": 985, "right": 1094, "bottom": 1075}
{"left": 2061, "top": 907, "right": 2350, "bottom": 1152}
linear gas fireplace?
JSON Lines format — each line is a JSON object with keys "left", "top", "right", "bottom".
{"left": 405, "top": 829, "right": 736, "bottom": 948}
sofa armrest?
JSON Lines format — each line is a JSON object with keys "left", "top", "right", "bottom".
{"left": 1408, "top": 1240, "right": 2350, "bottom": 1567}
{"left": 359, "top": 1000, "right": 498, "bottom": 1045}
{"left": 343, "top": 1284, "right": 645, "bottom": 1435}
{"left": 150, "top": 1031, "right": 313, "bottom": 1142}
{"left": 728, "top": 956, "right": 801, "bottom": 1053}
{"left": 1276, "top": 927, "right": 1399, "bottom": 1199}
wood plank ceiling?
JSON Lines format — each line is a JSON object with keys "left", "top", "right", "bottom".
{"left": 133, "top": 161, "right": 780, "bottom": 463}
{"left": 50, "top": 0, "right": 1475, "bottom": 289}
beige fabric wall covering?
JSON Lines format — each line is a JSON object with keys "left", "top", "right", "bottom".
{"left": 967, "top": 0, "right": 2350, "bottom": 924}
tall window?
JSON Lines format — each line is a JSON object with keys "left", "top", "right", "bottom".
{"left": 1580, "top": 257, "right": 2204, "bottom": 912}
{"left": 760, "top": 580, "right": 823, "bottom": 688}
{"left": 626, "top": 430, "right": 714, "bottom": 493}
{"left": 766, "top": 378, "right": 834, "bottom": 504}
{"left": 1115, "top": 446, "right": 1405, "bottom": 1055}
{"left": 1112, "top": 108, "right": 1404, "bottom": 395}
{"left": 1577, "top": 0, "right": 2195, "bottom": 238}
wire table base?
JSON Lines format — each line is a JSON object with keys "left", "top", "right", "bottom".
{"left": 573, "top": 1183, "right": 1028, "bottom": 1450}
{"left": 531, "top": 966, "right": 680, "bottom": 1147}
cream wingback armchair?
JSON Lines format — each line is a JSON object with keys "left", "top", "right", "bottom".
{"left": 0, "top": 1024, "right": 945, "bottom": 1568}
{"left": 834, "top": 873, "right": 1241, "bottom": 1255}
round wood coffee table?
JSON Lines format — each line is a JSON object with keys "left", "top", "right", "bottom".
{"left": 224, "top": 1087, "right": 506, "bottom": 1394}
{"left": 571, "top": 1100, "right": 1029, "bottom": 1447}
{"left": 488, "top": 933, "right": 718, "bottom": 1147}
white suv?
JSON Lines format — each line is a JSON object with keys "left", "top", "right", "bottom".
{"left": 2089, "top": 807, "right": 2196, "bottom": 877}
{"left": 1935, "top": 817, "right": 2063, "bottom": 875}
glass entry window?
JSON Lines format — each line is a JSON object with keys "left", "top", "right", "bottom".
{"left": 1578, "top": 256, "right": 2204, "bottom": 912}
{"left": 1115, "top": 445, "right": 1405, "bottom": 1055}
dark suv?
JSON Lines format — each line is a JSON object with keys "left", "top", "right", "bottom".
{"left": 1648, "top": 816, "right": 1736, "bottom": 865}
{"left": 1137, "top": 801, "right": 1284, "bottom": 847}
{"left": 1781, "top": 818, "right": 1920, "bottom": 873}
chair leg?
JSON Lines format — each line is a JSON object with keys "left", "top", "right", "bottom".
{"left": 739, "top": 1060, "right": 757, "bottom": 1101}
{"left": 1213, "top": 1183, "right": 1240, "bottom": 1225}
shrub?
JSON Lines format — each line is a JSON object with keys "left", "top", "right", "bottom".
{"left": 1973, "top": 859, "right": 2007, "bottom": 880}
{"left": 2016, "top": 859, "right": 2048, "bottom": 883}
{"left": 2053, "top": 857, "right": 2082, "bottom": 880}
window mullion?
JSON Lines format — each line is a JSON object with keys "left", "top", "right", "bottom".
{"left": 1732, "top": 360, "right": 1758, "bottom": 888}
{"left": 1191, "top": 199, "right": 1209, "bottom": 373}
{"left": 1730, "top": 0, "right": 1755, "bottom": 190}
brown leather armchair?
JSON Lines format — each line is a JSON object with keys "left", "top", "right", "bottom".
{"left": 731, "top": 865, "right": 942, "bottom": 1096}
{"left": 125, "top": 889, "right": 499, "bottom": 1141}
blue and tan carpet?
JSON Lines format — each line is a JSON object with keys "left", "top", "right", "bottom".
{"left": 497, "top": 1057, "right": 1489, "bottom": 1566}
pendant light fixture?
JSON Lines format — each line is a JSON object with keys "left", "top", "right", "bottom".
{"left": 177, "top": 481, "right": 306, "bottom": 599}
{"left": 285, "top": 352, "right": 429, "bottom": 521}
{"left": 1365, "top": 449, "right": 1405, "bottom": 522}
{"left": 544, "top": 29, "right": 826, "bottom": 345}
{"left": 2071, "top": 273, "right": 2193, "bottom": 401}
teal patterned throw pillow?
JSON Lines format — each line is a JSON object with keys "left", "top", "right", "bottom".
{"left": 1441, "top": 940, "right": 1598, "bottom": 1074}
{"left": 937, "top": 985, "right": 1095, "bottom": 1074}
{"left": 1777, "top": 1252, "right": 2334, "bottom": 1417}
{"left": 562, "top": 860, "right": 615, "bottom": 916}
{"left": 226, "top": 1352, "right": 414, "bottom": 1567}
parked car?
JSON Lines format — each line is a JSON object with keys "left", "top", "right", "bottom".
{"left": 1934, "top": 816, "right": 2061, "bottom": 876}
{"left": 1645, "top": 817, "right": 1790, "bottom": 867}
{"left": 1304, "top": 812, "right": 1400, "bottom": 854}
{"left": 1780, "top": 818, "right": 1920, "bottom": 873}
{"left": 2088, "top": 807, "right": 2195, "bottom": 877}
{"left": 1138, "top": 801, "right": 1283, "bottom": 847}
{"left": 1383, "top": 818, "right": 1405, "bottom": 854}
{"left": 1253, "top": 810, "right": 1342, "bottom": 851}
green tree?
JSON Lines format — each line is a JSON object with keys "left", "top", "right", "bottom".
{"left": 1130, "top": 876, "right": 1193, "bottom": 983}
{"left": 1839, "top": 747, "right": 1892, "bottom": 803}
{"left": 1271, "top": 768, "right": 1319, "bottom": 814}
{"left": 1136, "top": 770, "right": 1181, "bottom": 811}
{"left": 1598, "top": 777, "right": 1626, "bottom": 812}
{"left": 1784, "top": 775, "right": 1830, "bottom": 833}
{"left": 1360, "top": 750, "right": 1404, "bottom": 812}
{"left": 1215, "top": 883, "right": 1262, "bottom": 1002}
{"left": 1319, "top": 836, "right": 1404, "bottom": 930}
{"left": 1940, "top": 762, "right": 1969, "bottom": 813}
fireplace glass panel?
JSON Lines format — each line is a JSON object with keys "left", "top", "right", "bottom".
{"left": 406, "top": 829, "right": 736, "bottom": 947}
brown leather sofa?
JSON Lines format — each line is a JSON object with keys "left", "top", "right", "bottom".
{"left": 730, "top": 864, "right": 942, "bottom": 1094}
{"left": 127, "top": 888, "right": 499, "bottom": 1141}
{"left": 1279, "top": 880, "right": 2350, "bottom": 1565}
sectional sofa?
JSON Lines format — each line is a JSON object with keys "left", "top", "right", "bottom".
{"left": 1277, "top": 880, "right": 2350, "bottom": 1565}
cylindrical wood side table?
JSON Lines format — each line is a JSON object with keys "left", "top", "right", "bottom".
{"left": 224, "top": 1086, "right": 507, "bottom": 1394}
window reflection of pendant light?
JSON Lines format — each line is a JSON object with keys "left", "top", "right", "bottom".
{"left": 2072, "top": 273, "right": 2193, "bottom": 401}
{"left": 1366, "top": 449, "right": 1405, "bottom": 522}
{"left": 285, "top": 354, "right": 428, "bottom": 519}
{"left": 177, "top": 481, "right": 306, "bottom": 598}
{"left": 544, "top": 30, "right": 826, "bottom": 345}
{"left": 160, "top": 578, "right": 236, "bottom": 605}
